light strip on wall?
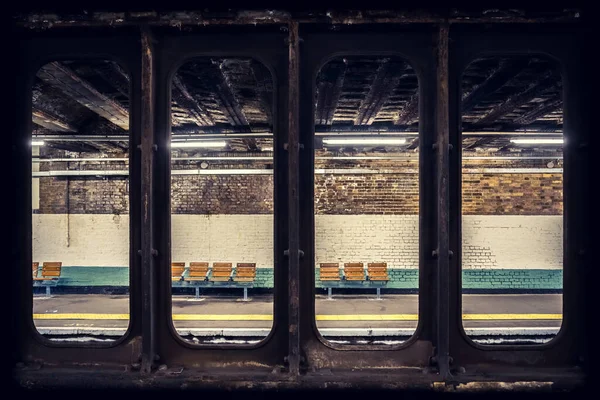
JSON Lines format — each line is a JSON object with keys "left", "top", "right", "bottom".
{"left": 170, "top": 141, "right": 227, "bottom": 148}
{"left": 322, "top": 138, "right": 407, "bottom": 146}
{"left": 509, "top": 138, "right": 564, "bottom": 145}
{"left": 31, "top": 140, "right": 45, "bottom": 146}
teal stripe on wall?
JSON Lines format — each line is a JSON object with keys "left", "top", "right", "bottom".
{"left": 44, "top": 267, "right": 563, "bottom": 290}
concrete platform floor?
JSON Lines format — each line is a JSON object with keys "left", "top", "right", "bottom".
{"left": 33, "top": 294, "right": 563, "bottom": 331}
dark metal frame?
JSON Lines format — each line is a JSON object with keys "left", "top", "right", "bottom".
{"left": 10, "top": 19, "right": 589, "bottom": 390}
{"left": 448, "top": 26, "right": 589, "bottom": 374}
{"left": 12, "top": 29, "right": 143, "bottom": 365}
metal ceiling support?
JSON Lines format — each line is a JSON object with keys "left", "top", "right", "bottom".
{"left": 473, "top": 70, "right": 561, "bottom": 126}
{"left": 355, "top": 60, "right": 407, "bottom": 126}
{"left": 461, "top": 59, "right": 530, "bottom": 114}
{"left": 140, "top": 25, "right": 156, "bottom": 375}
{"left": 512, "top": 98, "right": 563, "bottom": 126}
{"left": 286, "top": 20, "right": 301, "bottom": 378}
{"left": 434, "top": 22, "right": 452, "bottom": 381}
{"left": 315, "top": 60, "right": 347, "bottom": 126}
{"left": 395, "top": 91, "right": 419, "bottom": 126}
{"left": 36, "top": 62, "right": 130, "bottom": 130}
{"left": 32, "top": 107, "right": 77, "bottom": 132}
{"left": 172, "top": 74, "right": 215, "bottom": 126}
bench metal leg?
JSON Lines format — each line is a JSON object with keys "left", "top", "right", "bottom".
{"left": 376, "top": 287, "right": 381, "bottom": 300}
{"left": 243, "top": 287, "right": 248, "bottom": 301}
{"left": 327, "top": 287, "right": 332, "bottom": 300}
{"left": 46, "top": 286, "right": 51, "bottom": 297}
{"left": 195, "top": 287, "right": 200, "bottom": 299}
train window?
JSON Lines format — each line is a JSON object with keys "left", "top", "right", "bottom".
{"left": 31, "top": 60, "right": 131, "bottom": 343}
{"left": 460, "top": 55, "right": 563, "bottom": 345}
{"left": 169, "top": 57, "right": 275, "bottom": 344}
{"left": 314, "top": 56, "right": 419, "bottom": 345}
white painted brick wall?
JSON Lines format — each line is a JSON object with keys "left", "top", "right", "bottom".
{"left": 315, "top": 215, "right": 419, "bottom": 268}
{"left": 33, "top": 214, "right": 129, "bottom": 266}
{"left": 462, "top": 215, "right": 563, "bottom": 269}
{"left": 32, "top": 214, "right": 562, "bottom": 270}
{"left": 171, "top": 215, "right": 273, "bottom": 268}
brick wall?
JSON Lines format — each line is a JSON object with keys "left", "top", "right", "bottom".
{"left": 33, "top": 214, "right": 129, "bottom": 266}
{"left": 315, "top": 215, "right": 418, "bottom": 268}
{"left": 462, "top": 215, "right": 562, "bottom": 269}
{"left": 462, "top": 174, "right": 562, "bottom": 215}
{"left": 315, "top": 174, "right": 419, "bottom": 214}
{"left": 171, "top": 175, "right": 273, "bottom": 214}
{"left": 37, "top": 155, "right": 562, "bottom": 216}
{"left": 39, "top": 177, "right": 129, "bottom": 214}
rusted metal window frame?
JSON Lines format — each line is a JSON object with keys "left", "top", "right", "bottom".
{"left": 298, "top": 26, "right": 438, "bottom": 370}
{"left": 151, "top": 27, "right": 289, "bottom": 370}
{"left": 10, "top": 19, "right": 589, "bottom": 389}
{"left": 448, "top": 26, "right": 588, "bottom": 374}
{"left": 12, "top": 31, "right": 144, "bottom": 365}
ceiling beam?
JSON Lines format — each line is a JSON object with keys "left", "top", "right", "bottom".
{"left": 472, "top": 70, "right": 560, "bottom": 127}
{"left": 354, "top": 60, "right": 406, "bottom": 126}
{"left": 212, "top": 62, "right": 250, "bottom": 128}
{"left": 464, "top": 136, "right": 497, "bottom": 149}
{"left": 394, "top": 91, "right": 419, "bottom": 126}
{"left": 36, "top": 62, "right": 129, "bottom": 130}
{"left": 316, "top": 60, "right": 347, "bottom": 126}
{"left": 512, "top": 98, "right": 563, "bottom": 126}
{"left": 250, "top": 62, "right": 274, "bottom": 125}
{"left": 32, "top": 107, "right": 77, "bottom": 132}
{"left": 46, "top": 141, "right": 101, "bottom": 153}
{"left": 93, "top": 61, "right": 130, "bottom": 99}
{"left": 172, "top": 74, "right": 215, "bottom": 126}
{"left": 462, "top": 59, "right": 530, "bottom": 113}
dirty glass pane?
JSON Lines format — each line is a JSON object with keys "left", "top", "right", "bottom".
{"left": 170, "top": 58, "right": 274, "bottom": 344}
{"left": 32, "top": 60, "right": 131, "bottom": 342}
{"left": 460, "top": 55, "right": 563, "bottom": 345}
{"left": 314, "top": 56, "right": 419, "bottom": 345}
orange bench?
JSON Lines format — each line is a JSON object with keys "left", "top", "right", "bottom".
{"left": 210, "top": 262, "right": 233, "bottom": 282}
{"left": 319, "top": 263, "right": 341, "bottom": 299}
{"left": 33, "top": 262, "right": 62, "bottom": 296}
{"left": 234, "top": 263, "right": 256, "bottom": 301}
{"left": 367, "top": 262, "right": 389, "bottom": 299}
{"left": 343, "top": 262, "right": 365, "bottom": 281}
{"left": 187, "top": 262, "right": 210, "bottom": 281}
{"left": 317, "top": 262, "right": 389, "bottom": 299}
{"left": 186, "top": 262, "right": 210, "bottom": 298}
{"left": 172, "top": 262, "right": 186, "bottom": 282}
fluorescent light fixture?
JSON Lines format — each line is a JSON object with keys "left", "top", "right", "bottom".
{"left": 509, "top": 138, "right": 564, "bottom": 145}
{"left": 170, "top": 141, "right": 227, "bottom": 148}
{"left": 322, "top": 137, "right": 407, "bottom": 146}
{"left": 31, "top": 140, "right": 45, "bottom": 146}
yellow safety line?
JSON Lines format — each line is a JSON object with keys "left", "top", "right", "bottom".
{"left": 316, "top": 314, "right": 418, "bottom": 321}
{"left": 33, "top": 313, "right": 563, "bottom": 321}
{"left": 34, "top": 313, "right": 130, "bottom": 320}
{"left": 463, "top": 314, "right": 563, "bottom": 320}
